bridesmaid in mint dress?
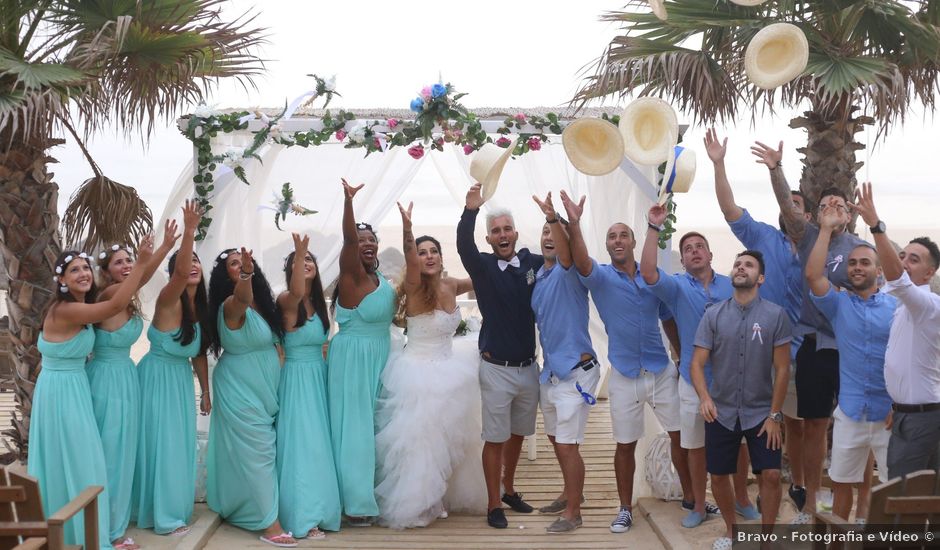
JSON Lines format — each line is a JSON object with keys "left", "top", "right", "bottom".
{"left": 328, "top": 179, "right": 395, "bottom": 525}
{"left": 205, "top": 246, "right": 296, "bottom": 548}
{"left": 276, "top": 233, "right": 341, "bottom": 538}
{"left": 133, "top": 200, "right": 211, "bottom": 536}
{"left": 87, "top": 219, "right": 179, "bottom": 547}
{"left": 31, "top": 242, "right": 155, "bottom": 550}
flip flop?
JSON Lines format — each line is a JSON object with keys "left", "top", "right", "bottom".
{"left": 306, "top": 528, "right": 327, "bottom": 540}
{"left": 259, "top": 532, "right": 297, "bottom": 548}
{"left": 168, "top": 525, "right": 191, "bottom": 537}
{"left": 113, "top": 538, "right": 139, "bottom": 550}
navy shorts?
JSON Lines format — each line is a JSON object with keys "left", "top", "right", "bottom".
{"left": 704, "top": 419, "right": 782, "bottom": 475}
{"left": 795, "top": 338, "right": 840, "bottom": 419}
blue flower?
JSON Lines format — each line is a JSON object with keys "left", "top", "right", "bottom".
{"left": 431, "top": 83, "right": 447, "bottom": 98}
{"left": 410, "top": 97, "right": 425, "bottom": 113}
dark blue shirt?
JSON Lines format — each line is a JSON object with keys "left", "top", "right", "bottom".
{"left": 457, "top": 208, "right": 543, "bottom": 362}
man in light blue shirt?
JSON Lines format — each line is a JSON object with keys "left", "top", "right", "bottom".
{"left": 806, "top": 203, "right": 896, "bottom": 523}
{"left": 530, "top": 193, "right": 597, "bottom": 534}
{"left": 558, "top": 191, "right": 689, "bottom": 535}
{"left": 640, "top": 203, "right": 735, "bottom": 529}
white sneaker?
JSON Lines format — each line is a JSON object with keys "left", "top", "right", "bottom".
{"left": 790, "top": 512, "right": 813, "bottom": 525}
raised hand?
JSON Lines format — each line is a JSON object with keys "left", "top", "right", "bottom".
{"left": 181, "top": 198, "right": 202, "bottom": 229}
{"left": 532, "top": 192, "right": 556, "bottom": 219}
{"left": 465, "top": 182, "right": 484, "bottom": 210}
{"left": 559, "top": 190, "right": 586, "bottom": 224}
{"left": 138, "top": 234, "right": 155, "bottom": 261}
{"left": 703, "top": 127, "right": 728, "bottom": 164}
{"left": 160, "top": 218, "right": 181, "bottom": 250}
{"left": 819, "top": 204, "right": 845, "bottom": 230}
{"left": 751, "top": 140, "right": 783, "bottom": 170}
{"left": 291, "top": 232, "right": 309, "bottom": 254}
{"left": 397, "top": 201, "right": 414, "bottom": 229}
{"left": 341, "top": 178, "right": 365, "bottom": 201}
{"left": 847, "top": 181, "right": 880, "bottom": 227}
{"left": 239, "top": 247, "right": 254, "bottom": 274}
{"left": 648, "top": 203, "right": 668, "bottom": 227}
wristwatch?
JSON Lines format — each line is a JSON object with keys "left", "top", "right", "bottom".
{"left": 648, "top": 222, "right": 664, "bottom": 233}
{"left": 870, "top": 220, "right": 886, "bottom": 234}
{"left": 769, "top": 411, "right": 783, "bottom": 423}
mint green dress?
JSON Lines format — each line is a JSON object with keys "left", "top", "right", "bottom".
{"left": 207, "top": 307, "right": 280, "bottom": 530}
{"left": 29, "top": 328, "right": 112, "bottom": 549}
{"left": 132, "top": 323, "right": 201, "bottom": 533}
{"left": 277, "top": 314, "right": 341, "bottom": 534}
{"left": 327, "top": 274, "right": 395, "bottom": 517}
{"left": 86, "top": 315, "right": 142, "bottom": 541}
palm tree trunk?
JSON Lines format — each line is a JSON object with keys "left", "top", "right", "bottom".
{"left": 789, "top": 98, "right": 874, "bottom": 231}
{"left": 0, "top": 134, "right": 63, "bottom": 462}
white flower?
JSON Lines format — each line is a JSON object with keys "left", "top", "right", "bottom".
{"left": 64, "top": 255, "right": 73, "bottom": 263}
{"left": 268, "top": 123, "right": 283, "bottom": 140}
{"left": 55, "top": 265, "right": 62, "bottom": 274}
{"left": 348, "top": 125, "right": 368, "bottom": 144}
{"left": 98, "top": 252, "right": 107, "bottom": 259}
{"left": 219, "top": 253, "right": 229, "bottom": 260}
{"left": 324, "top": 75, "right": 337, "bottom": 92}
{"left": 221, "top": 147, "right": 245, "bottom": 168}
{"left": 193, "top": 103, "right": 220, "bottom": 118}
{"left": 53, "top": 276, "right": 58, "bottom": 282}
{"left": 111, "top": 244, "right": 120, "bottom": 251}
{"left": 78, "top": 252, "right": 88, "bottom": 259}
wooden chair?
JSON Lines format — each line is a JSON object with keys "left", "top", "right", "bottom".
{"left": 812, "top": 469, "right": 940, "bottom": 549}
{"left": 0, "top": 466, "right": 103, "bottom": 550}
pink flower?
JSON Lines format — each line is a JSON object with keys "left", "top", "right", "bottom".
{"left": 408, "top": 144, "right": 425, "bottom": 159}
{"left": 374, "top": 137, "right": 383, "bottom": 150}
{"left": 514, "top": 113, "right": 527, "bottom": 123}
{"left": 452, "top": 129, "right": 463, "bottom": 138}
{"left": 496, "top": 136, "right": 512, "bottom": 148}
{"left": 527, "top": 137, "right": 542, "bottom": 151}
{"left": 421, "top": 86, "right": 432, "bottom": 100}
{"left": 387, "top": 118, "right": 399, "bottom": 129}
{"left": 335, "top": 129, "right": 347, "bottom": 141}
{"left": 463, "top": 144, "right": 475, "bottom": 155}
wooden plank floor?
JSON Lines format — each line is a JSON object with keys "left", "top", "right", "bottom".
{"left": 205, "top": 399, "right": 667, "bottom": 549}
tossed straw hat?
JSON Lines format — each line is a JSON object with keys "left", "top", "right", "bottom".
{"left": 562, "top": 118, "right": 624, "bottom": 176}
{"left": 745, "top": 23, "right": 809, "bottom": 90}
{"left": 659, "top": 146, "right": 697, "bottom": 203}
{"left": 619, "top": 97, "right": 679, "bottom": 166}
{"left": 470, "top": 140, "right": 517, "bottom": 202}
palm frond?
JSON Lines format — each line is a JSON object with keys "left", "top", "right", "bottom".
{"left": 61, "top": 174, "right": 153, "bottom": 252}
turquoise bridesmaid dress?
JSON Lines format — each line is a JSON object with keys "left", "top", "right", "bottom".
{"left": 132, "top": 323, "right": 201, "bottom": 534}
{"left": 277, "top": 314, "right": 341, "bottom": 534}
{"left": 29, "top": 327, "right": 112, "bottom": 548}
{"left": 207, "top": 307, "right": 280, "bottom": 530}
{"left": 327, "top": 274, "right": 395, "bottom": 518}
{"left": 86, "top": 315, "right": 143, "bottom": 541}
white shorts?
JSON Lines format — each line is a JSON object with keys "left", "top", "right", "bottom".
{"left": 678, "top": 376, "right": 705, "bottom": 449}
{"left": 540, "top": 364, "right": 600, "bottom": 445}
{"left": 608, "top": 365, "right": 680, "bottom": 444}
{"left": 829, "top": 406, "right": 890, "bottom": 484}
{"left": 479, "top": 359, "right": 540, "bottom": 443}
{"left": 782, "top": 366, "right": 801, "bottom": 420}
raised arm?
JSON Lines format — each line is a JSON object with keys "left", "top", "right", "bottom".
{"left": 752, "top": 140, "right": 806, "bottom": 242}
{"left": 157, "top": 200, "right": 201, "bottom": 308}
{"left": 278, "top": 233, "right": 310, "bottom": 328}
{"left": 848, "top": 182, "right": 903, "bottom": 282}
{"left": 140, "top": 217, "right": 181, "bottom": 290}
{"left": 533, "top": 192, "right": 572, "bottom": 268}
{"left": 455, "top": 277, "right": 474, "bottom": 296}
{"left": 223, "top": 247, "right": 255, "bottom": 327}
{"left": 705, "top": 128, "right": 743, "bottom": 222}
{"left": 560, "top": 191, "right": 591, "bottom": 276}
{"left": 339, "top": 178, "right": 367, "bottom": 282}
{"left": 805, "top": 205, "right": 845, "bottom": 297}
{"left": 640, "top": 204, "right": 667, "bottom": 284}
{"left": 457, "top": 183, "right": 486, "bottom": 276}
{"left": 399, "top": 201, "right": 421, "bottom": 290}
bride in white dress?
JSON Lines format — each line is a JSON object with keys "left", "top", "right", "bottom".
{"left": 375, "top": 202, "right": 487, "bottom": 529}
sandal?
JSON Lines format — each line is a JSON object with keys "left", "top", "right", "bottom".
{"left": 113, "top": 537, "right": 140, "bottom": 550}
{"left": 259, "top": 532, "right": 298, "bottom": 548}
{"left": 168, "top": 525, "right": 191, "bottom": 537}
{"left": 305, "top": 527, "right": 327, "bottom": 540}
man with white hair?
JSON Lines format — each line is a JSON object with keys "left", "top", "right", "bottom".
{"left": 457, "top": 183, "right": 543, "bottom": 529}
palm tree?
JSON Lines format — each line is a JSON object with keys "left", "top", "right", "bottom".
{"left": 0, "top": 0, "right": 264, "bottom": 460}
{"left": 574, "top": 0, "right": 940, "bottom": 208}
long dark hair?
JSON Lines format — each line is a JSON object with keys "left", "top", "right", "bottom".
{"left": 206, "top": 248, "right": 284, "bottom": 357}
{"left": 283, "top": 250, "right": 330, "bottom": 333}
{"left": 167, "top": 250, "right": 209, "bottom": 351}
{"left": 43, "top": 250, "right": 98, "bottom": 326}
{"left": 394, "top": 235, "right": 442, "bottom": 324}
{"left": 330, "top": 223, "right": 380, "bottom": 315}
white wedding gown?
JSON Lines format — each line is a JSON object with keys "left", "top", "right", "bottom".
{"left": 375, "top": 308, "right": 487, "bottom": 529}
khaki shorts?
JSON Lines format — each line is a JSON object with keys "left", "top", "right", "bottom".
{"left": 540, "top": 364, "right": 600, "bottom": 444}
{"left": 829, "top": 406, "right": 890, "bottom": 484}
{"left": 782, "top": 373, "right": 801, "bottom": 420}
{"left": 678, "top": 376, "right": 705, "bottom": 449}
{"left": 609, "top": 365, "right": 680, "bottom": 444}
{"left": 479, "top": 358, "right": 540, "bottom": 443}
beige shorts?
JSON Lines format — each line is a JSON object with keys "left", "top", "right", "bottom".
{"left": 540, "top": 364, "right": 600, "bottom": 444}
{"left": 678, "top": 376, "right": 705, "bottom": 449}
{"left": 608, "top": 365, "right": 680, "bottom": 444}
{"left": 479, "top": 359, "right": 540, "bottom": 443}
{"left": 829, "top": 406, "right": 890, "bottom": 484}
{"left": 782, "top": 364, "right": 801, "bottom": 420}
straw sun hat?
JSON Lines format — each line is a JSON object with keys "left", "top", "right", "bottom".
{"left": 659, "top": 145, "right": 696, "bottom": 203}
{"left": 745, "top": 23, "right": 809, "bottom": 90}
{"left": 619, "top": 97, "right": 679, "bottom": 167}
{"left": 470, "top": 140, "right": 518, "bottom": 202}
{"left": 562, "top": 118, "right": 624, "bottom": 176}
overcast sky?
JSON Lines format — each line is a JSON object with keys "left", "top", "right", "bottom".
{"left": 52, "top": 0, "right": 939, "bottom": 242}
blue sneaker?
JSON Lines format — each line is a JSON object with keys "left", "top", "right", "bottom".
{"left": 735, "top": 502, "right": 760, "bottom": 520}
{"left": 681, "top": 510, "right": 706, "bottom": 528}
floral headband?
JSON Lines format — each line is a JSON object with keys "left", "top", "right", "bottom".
{"left": 356, "top": 222, "right": 375, "bottom": 232}
{"left": 98, "top": 243, "right": 134, "bottom": 261}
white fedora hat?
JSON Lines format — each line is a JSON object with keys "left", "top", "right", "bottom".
{"left": 745, "top": 23, "right": 809, "bottom": 90}
{"left": 470, "top": 140, "right": 517, "bottom": 202}
{"left": 658, "top": 145, "right": 696, "bottom": 203}
{"left": 562, "top": 118, "right": 624, "bottom": 176}
{"left": 649, "top": 0, "right": 667, "bottom": 20}
{"left": 729, "top": 0, "right": 769, "bottom": 6}
{"left": 619, "top": 98, "right": 679, "bottom": 166}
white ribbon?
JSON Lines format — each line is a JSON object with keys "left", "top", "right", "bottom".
{"left": 751, "top": 322, "right": 763, "bottom": 344}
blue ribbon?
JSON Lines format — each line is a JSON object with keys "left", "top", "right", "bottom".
{"left": 575, "top": 382, "right": 597, "bottom": 406}
{"left": 666, "top": 145, "right": 684, "bottom": 193}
